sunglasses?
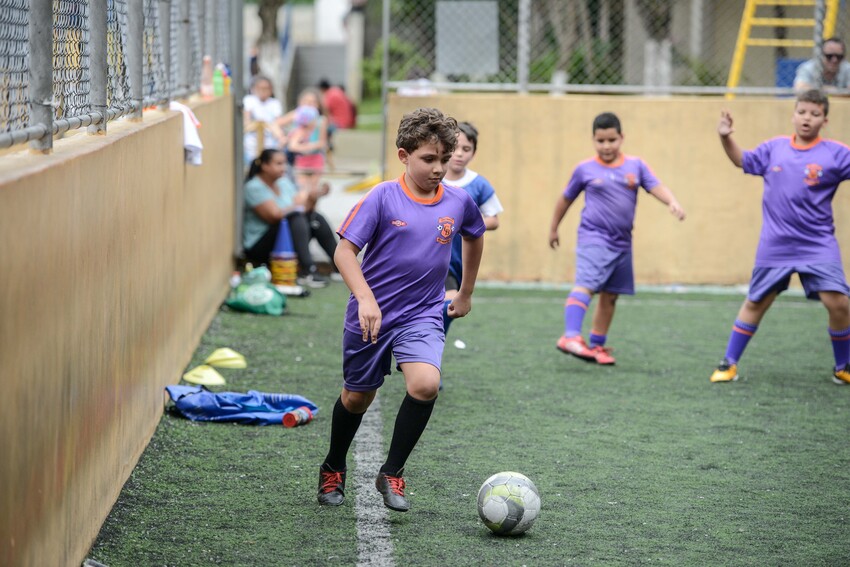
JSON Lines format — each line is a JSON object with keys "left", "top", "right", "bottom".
{"left": 823, "top": 52, "right": 844, "bottom": 61}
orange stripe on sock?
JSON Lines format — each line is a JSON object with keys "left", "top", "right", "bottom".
{"left": 831, "top": 335, "right": 850, "bottom": 341}
{"left": 566, "top": 298, "right": 588, "bottom": 310}
{"left": 733, "top": 325, "right": 754, "bottom": 337}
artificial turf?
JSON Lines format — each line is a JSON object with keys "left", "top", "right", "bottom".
{"left": 88, "top": 285, "right": 850, "bottom": 566}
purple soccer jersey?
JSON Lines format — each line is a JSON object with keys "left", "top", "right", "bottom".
{"left": 742, "top": 136, "right": 850, "bottom": 267}
{"left": 563, "top": 155, "right": 661, "bottom": 251}
{"left": 337, "top": 176, "right": 486, "bottom": 334}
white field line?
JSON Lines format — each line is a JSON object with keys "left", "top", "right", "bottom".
{"left": 473, "top": 295, "right": 815, "bottom": 309}
{"left": 354, "top": 394, "right": 395, "bottom": 567}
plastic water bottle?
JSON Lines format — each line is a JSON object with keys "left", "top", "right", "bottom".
{"left": 213, "top": 65, "right": 225, "bottom": 96}
{"left": 200, "top": 55, "right": 214, "bottom": 98}
{"left": 283, "top": 406, "right": 313, "bottom": 427}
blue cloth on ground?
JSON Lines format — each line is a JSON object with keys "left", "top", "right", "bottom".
{"left": 165, "top": 385, "right": 319, "bottom": 426}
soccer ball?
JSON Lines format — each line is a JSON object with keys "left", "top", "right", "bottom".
{"left": 477, "top": 471, "right": 541, "bottom": 536}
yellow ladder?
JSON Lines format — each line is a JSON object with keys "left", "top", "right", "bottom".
{"left": 726, "top": 0, "right": 839, "bottom": 98}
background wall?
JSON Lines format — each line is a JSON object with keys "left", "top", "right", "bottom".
{"left": 386, "top": 94, "right": 850, "bottom": 286}
{"left": 0, "top": 97, "right": 234, "bottom": 566}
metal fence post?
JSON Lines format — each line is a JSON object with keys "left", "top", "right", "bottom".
{"left": 178, "top": 0, "right": 191, "bottom": 96}
{"left": 205, "top": 0, "right": 216, "bottom": 62}
{"left": 89, "top": 0, "right": 108, "bottom": 135}
{"left": 29, "top": 0, "right": 53, "bottom": 153}
{"left": 517, "top": 0, "right": 530, "bottom": 94}
{"left": 814, "top": 0, "right": 825, "bottom": 58}
{"left": 380, "top": 0, "right": 391, "bottom": 179}
{"left": 159, "top": 0, "right": 172, "bottom": 106}
{"left": 231, "top": 0, "right": 245, "bottom": 259}
{"left": 127, "top": 0, "right": 144, "bottom": 120}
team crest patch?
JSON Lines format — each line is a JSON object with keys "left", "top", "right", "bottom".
{"left": 803, "top": 163, "right": 823, "bottom": 186}
{"left": 436, "top": 216, "right": 456, "bottom": 244}
{"left": 624, "top": 172, "right": 638, "bottom": 190}
{"left": 391, "top": 219, "right": 407, "bottom": 227}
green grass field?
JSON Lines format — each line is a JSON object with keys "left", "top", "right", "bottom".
{"left": 88, "top": 285, "right": 850, "bottom": 566}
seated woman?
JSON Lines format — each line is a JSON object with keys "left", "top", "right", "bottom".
{"left": 243, "top": 149, "right": 339, "bottom": 288}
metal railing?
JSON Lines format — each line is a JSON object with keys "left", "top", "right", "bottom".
{"left": 0, "top": 0, "right": 235, "bottom": 151}
{"left": 379, "top": 0, "right": 849, "bottom": 97}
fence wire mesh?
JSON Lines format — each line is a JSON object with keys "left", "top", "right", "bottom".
{"left": 0, "top": 0, "right": 28, "bottom": 132}
{"left": 386, "top": 0, "right": 850, "bottom": 94}
{"left": 0, "top": 0, "right": 234, "bottom": 145}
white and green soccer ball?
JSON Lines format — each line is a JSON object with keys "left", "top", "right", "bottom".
{"left": 477, "top": 471, "right": 541, "bottom": 536}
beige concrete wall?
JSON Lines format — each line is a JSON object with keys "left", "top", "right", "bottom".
{"left": 386, "top": 93, "right": 850, "bottom": 286}
{"left": 0, "top": 97, "right": 235, "bottom": 566}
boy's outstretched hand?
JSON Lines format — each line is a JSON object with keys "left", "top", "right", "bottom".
{"left": 718, "top": 111, "right": 734, "bottom": 137}
{"left": 668, "top": 200, "right": 686, "bottom": 221}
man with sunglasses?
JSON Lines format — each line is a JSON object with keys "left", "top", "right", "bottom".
{"left": 794, "top": 37, "right": 850, "bottom": 94}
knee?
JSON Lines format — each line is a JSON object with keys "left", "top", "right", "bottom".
{"left": 341, "top": 389, "right": 375, "bottom": 413}
{"left": 822, "top": 292, "right": 850, "bottom": 313}
{"left": 407, "top": 380, "right": 440, "bottom": 401}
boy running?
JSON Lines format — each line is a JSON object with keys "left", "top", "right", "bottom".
{"left": 317, "top": 108, "right": 486, "bottom": 511}
{"left": 710, "top": 89, "right": 850, "bottom": 385}
{"left": 549, "top": 112, "right": 686, "bottom": 365}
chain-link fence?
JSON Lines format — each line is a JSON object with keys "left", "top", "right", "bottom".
{"left": 0, "top": 0, "right": 237, "bottom": 151}
{"left": 383, "top": 0, "right": 850, "bottom": 96}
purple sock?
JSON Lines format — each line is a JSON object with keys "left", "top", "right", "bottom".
{"left": 724, "top": 320, "right": 758, "bottom": 364}
{"left": 589, "top": 331, "right": 606, "bottom": 348}
{"left": 828, "top": 326, "right": 850, "bottom": 370}
{"left": 564, "top": 291, "right": 591, "bottom": 337}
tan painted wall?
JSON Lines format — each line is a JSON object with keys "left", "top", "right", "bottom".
{"left": 386, "top": 94, "right": 850, "bottom": 286}
{"left": 0, "top": 97, "right": 234, "bottom": 566}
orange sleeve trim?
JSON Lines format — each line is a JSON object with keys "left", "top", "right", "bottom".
{"left": 338, "top": 195, "right": 368, "bottom": 235}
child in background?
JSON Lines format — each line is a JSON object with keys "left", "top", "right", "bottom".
{"left": 710, "top": 89, "right": 850, "bottom": 385}
{"left": 287, "top": 105, "right": 329, "bottom": 208}
{"left": 242, "top": 76, "right": 285, "bottom": 166}
{"left": 548, "top": 112, "right": 685, "bottom": 365}
{"left": 441, "top": 122, "right": 503, "bottom": 338}
{"left": 316, "top": 108, "right": 486, "bottom": 512}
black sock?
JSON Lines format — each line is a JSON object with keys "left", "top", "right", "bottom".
{"left": 323, "top": 396, "right": 365, "bottom": 471}
{"left": 380, "top": 393, "right": 436, "bottom": 476}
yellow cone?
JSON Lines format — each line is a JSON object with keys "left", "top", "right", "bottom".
{"left": 182, "top": 365, "right": 226, "bottom": 386}
{"left": 204, "top": 347, "right": 247, "bottom": 369}
{"left": 344, "top": 173, "right": 383, "bottom": 193}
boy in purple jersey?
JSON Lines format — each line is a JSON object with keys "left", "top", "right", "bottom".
{"left": 710, "top": 90, "right": 850, "bottom": 385}
{"left": 549, "top": 112, "right": 686, "bottom": 365}
{"left": 316, "top": 108, "right": 486, "bottom": 511}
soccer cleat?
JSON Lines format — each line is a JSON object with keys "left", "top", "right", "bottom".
{"left": 710, "top": 359, "right": 738, "bottom": 383}
{"left": 317, "top": 464, "right": 346, "bottom": 506}
{"left": 375, "top": 470, "right": 410, "bottom": 512}
{"left": 589, "top": 345, "right": 616, "bottom": 365}
{"left": 556, "top": 335, "right": 596, "bottom": 362}
{"left": 833, "top": 363, "right": 850, "bottom": 385}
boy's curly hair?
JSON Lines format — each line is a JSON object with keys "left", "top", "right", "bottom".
{"left": 395, "top": 108, "right": 459, "bottom": 154}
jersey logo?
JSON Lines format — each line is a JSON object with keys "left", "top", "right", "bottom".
{"left": 771, "top": 165, "right": 782, "bottom": 172}
{"left": 624, "top": 173, "right": 638, "bottom": 190}
{"left": 436, "top": 216, "right": 456, "bottom": 244}
{"left": 803, "top": 163, "right": 823, "bottom": 186}
{"left": 390, "top": 219, "right": 407, "bottom": 227}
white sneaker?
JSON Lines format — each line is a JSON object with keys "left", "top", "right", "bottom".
{"left": 329, "top": 272, "right": 345, "bottom": 283}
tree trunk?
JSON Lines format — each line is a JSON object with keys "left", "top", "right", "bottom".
{"left": 258, "top": 0, "right": 286, "bottom": 44}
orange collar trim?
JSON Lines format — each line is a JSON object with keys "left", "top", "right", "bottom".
{"left": 594, "top": 154, "right": 625, "bottom": 168}
{"left": 399, "top": 175, "right": 443, "bottom": 204}
{"left": 790, "top": 135, "right": 822, "bottom": 150}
